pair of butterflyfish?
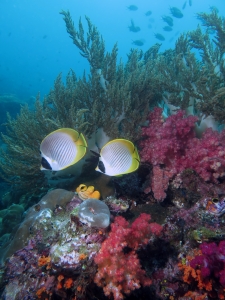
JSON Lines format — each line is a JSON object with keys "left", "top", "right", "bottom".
{"left": 40, "top": 128, "right": 140, "bottom": 176}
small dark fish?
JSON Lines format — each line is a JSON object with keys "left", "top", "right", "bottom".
{"left": 128, "top": 19, "right": 140, "bottom": 32}
{"left": 162, "top": 15, "right": 173, "bottom": 26}
{"left": 154, "top": 33, "right": 165, "bottom": 41}
{"left": 170, "top": 7, "right": 183, "bottom": 18}
{"left": 132, "top": 39, "right": 145, "bottom": 46}
{"left": 189, "top": 0, "right": 192, "bottom": 6}
{"left": 182, "top": 1, "right": 187, "bottom": 9}
{"left": 127, "top": 5, "right": 138, "bottom": 11}
{"left": 163, "top": 26, "right": 173, "bottom": 32}
{"left": 145, "top": 10, "right": 152, "bottom": 16}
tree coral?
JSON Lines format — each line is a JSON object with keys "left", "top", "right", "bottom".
{"left": 94, "top": 213, "right": 162, "bottom": 300}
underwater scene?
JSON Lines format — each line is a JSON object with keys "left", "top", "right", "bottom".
{"left": 1, "top": 0, "right": 225, "bottom": 299}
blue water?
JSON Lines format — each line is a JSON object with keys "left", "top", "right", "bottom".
{"left": 0, "top": 0, "right": 224, "bottom": 101}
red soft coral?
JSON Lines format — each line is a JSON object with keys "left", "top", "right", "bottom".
{"left": 94, "top": 214, "right": 162, "bottom": 300}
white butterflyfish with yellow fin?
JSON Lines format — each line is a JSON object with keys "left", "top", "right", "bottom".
{"left": 40, "top": 128, "right": 87, "bottom": 171}
{"left": 95, "top": 139, "right": 140, "bottom": 176}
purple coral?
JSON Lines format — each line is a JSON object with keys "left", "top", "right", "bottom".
{"left": 190, "top": 241, "right": 225, "bottom": 287}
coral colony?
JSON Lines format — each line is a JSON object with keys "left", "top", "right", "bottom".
{"left": 1, "top": 7, "right": 225, "bottom": 300}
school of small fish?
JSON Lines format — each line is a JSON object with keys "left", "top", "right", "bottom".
{"left": 125, "top": 0, "right": 218, "bottom": 47}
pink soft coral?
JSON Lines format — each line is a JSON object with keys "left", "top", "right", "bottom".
{"left": 94, "top": 213, "right": 162, "bottom": 300}
{"left": 140, "top": 108, "right": 225, "bottom": 201}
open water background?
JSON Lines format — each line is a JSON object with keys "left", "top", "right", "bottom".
{"left": 0, "top": 0, "right": 225, "bottom": 101}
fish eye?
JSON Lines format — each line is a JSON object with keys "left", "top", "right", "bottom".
{"left": 212, "top": 198, "right": 219, "bottom": 203}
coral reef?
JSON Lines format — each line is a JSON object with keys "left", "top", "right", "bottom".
{"left": 94, "top": 213, "right": 162, "bottom": 300}
{"left": 0, "top": 189, "right": 106, "bottom": 299}
{"left": 1, "top": 9, "right": 225, "bottom": 300}
{"left": 179, "top": 241, "right": 225, "bottom": 299}
{"left": 140, "top": 107, "right": 225, "bottom": 201}
{"left": 1, "top": 9, "right": 225, "bottom": 200}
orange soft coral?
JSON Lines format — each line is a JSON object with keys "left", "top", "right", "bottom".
{"left": 36, "top": 287, "right": 47, "bottom": 299}
{"left": 178, "top": 262, "right": 212, "bottom": 291}
{"left": 79, "top": 253, "right": 87, "bottom": 260}
{"left": 38, "top": 256, "right": 51, "bottom": 267}
{"left": 184, "top": 291, "right": 208, "bottom": 300}
{"left": 64, "top": 278, "right": 73, "bottom": 289}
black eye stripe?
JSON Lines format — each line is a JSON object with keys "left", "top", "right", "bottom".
{"left": 41, "top": 157, "right": 52, "bottom": 170}
{"left": 98, "top": 161, "right": 105, "bottom": 173}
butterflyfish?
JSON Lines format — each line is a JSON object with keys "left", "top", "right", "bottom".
{"left": 95, "top": 139, "right": 140, "bottom": 176}
{"left": 40, "top": 128, "right": 87, "bottom": 171}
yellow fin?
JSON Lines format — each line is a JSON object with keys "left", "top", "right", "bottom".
{"left": 126, "top": 157, "right": 140, "bottom": 174}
